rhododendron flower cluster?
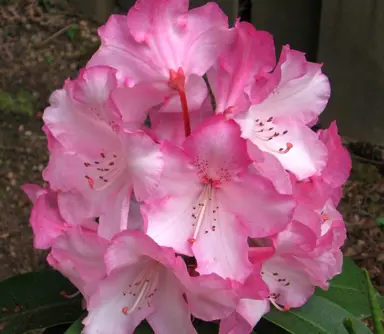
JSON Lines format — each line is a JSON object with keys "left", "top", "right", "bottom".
{"left": 22, "top": 0, "right": 352, "bottom": 333}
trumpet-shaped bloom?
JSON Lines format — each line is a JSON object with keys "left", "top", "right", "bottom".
{"left": 43, "top": 67, "right": 163, "bottom": 239}
{"left": 234, "top": 45, "right": 330, "bottom": 180}
{"left": 144, "top": 116, "right": 295, "bottom": 281}
{"left": 88, "top": 1, "right": 233, "bottom": 89}
{"left": 83, "top": 230, "right": 238, "bottom": 334}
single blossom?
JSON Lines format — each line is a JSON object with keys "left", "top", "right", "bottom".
{"left": 88, "top": 0, "right": 233, "bottom": 91}
{"left": 42, "top": 67, "right": 163, "bottom": 239}
{"left": 87, "top": 0, "right": 233, "bottom": 136}
{"left": 207, "top": 20, "right": 329, "bottom": 179}
{"left": 83, "top": 230, "right": 238, "bottom": 334}
{"left": 144, "top": 115, "right": 295, "bottom": 282}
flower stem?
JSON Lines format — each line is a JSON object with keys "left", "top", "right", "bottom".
{"left": 178, "top": 89, "right": 191, "bottom": 137}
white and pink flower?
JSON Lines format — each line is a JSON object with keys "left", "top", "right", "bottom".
{"left": 22, "top": 1, "right": 351, "bottom": 333}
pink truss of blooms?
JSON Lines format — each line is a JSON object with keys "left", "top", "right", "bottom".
{"left": 22, "top": 1, "right": 351, "bottom": 333}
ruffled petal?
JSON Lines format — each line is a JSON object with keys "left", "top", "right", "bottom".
{"left": 249, "top": 45, "right": 330, "bottom": 125}
{"left": 208, "top": 21, "right": 275, "bottom": 115}
{"left": 48, "top": 228, "right": 108, "bottom": 299}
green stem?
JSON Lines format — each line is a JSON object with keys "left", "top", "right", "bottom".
{"left": 364, "top": 269, "right": 384, "bottom": 334}
{"left": 343, "top": 317, "right": 358, "bottom": 334}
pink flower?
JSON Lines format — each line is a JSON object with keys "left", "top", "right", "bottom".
{"left": 87, "top": 0, "right": 233, "bottom": 136}
{"left": 233, "top": 45, "right": 330, "bottom": 180}
{"left": 42, "top": 67, "right": 163, "bottom": 239}
{"left": 223, "top": 198, "right": 346, "bottom": 333}
{"left": 88, "top": 0, "right": 232, "bottom": 88}
{"left": 21, "top": 184, "right": 97, "bottom": 249}
{"left": 47, "top": 227, "right": 109, "bottom": 301}
{"left": 143, "top": 116, "right": 295, "bottom": 281}
{"left": 83, "top": 230, "right": 238, "bottom": 334}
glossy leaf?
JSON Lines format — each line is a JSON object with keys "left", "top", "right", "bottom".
{"left": 0, "top": 270, "right": 83, "bottom": 334}
{"left": 264, "top": 295, "right": 372, "bottom": 334}
{"left": 315, "top": 257, "right": 384, "bottom": 319}
{"left": 64, "top": 316, "right": 85, "bottom": 334}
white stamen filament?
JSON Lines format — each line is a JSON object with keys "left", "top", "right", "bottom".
{"left": 129, "top": 280, "right": 150, "bottom": 313}
{"left": 270, "top": 298, "right": 285, "bottom": 311}
{"left": 122, "top": 263, "right": 160, "bottom": 315}
{"left": 189, "top": 184, "right": 213, "bottom": 243}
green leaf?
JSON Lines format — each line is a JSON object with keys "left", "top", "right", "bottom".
{"left": 343, "top": 317, "right": 358, "bottom": 334}
{"left": 65, "top": 24, "right": 79, "bottom": 41}
{"left": 64, "top": 316, "right": 85, "bottom": 334}
{"left": 0, "top": 270, "right": 83, "bottom": 334}
{"left": 134, "top": 321, "right": 153, "bottom": 333}
{"left": 364, "top": 270, "right": 384, "bottom": 334}
{"left": 315, "top": 257, "right": 384, "bottom": 319}
{"left": 376, "top": 217, "right": 384, "bottom": 229}
{"left": 264, "top": 295, "right": 372, "bottom": 334}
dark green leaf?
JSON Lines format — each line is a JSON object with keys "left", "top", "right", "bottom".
{"left": 264, "top": 295, "right": 372, "bottom": 334}
{"left": 43, "top": 324, "right": 71, "bottom": 334}
{"left": 315, "top": 257, "right": 384, "bottom": 319}
{"left": 0, "top": 270, "right": 83, "bottom": 334}
{"left": 134, "top": 321, "right": 153, "bottom": 333}
{"left": 64, "top": 316, "right": 85, "bottom": 334}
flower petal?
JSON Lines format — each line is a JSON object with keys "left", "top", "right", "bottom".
{"left": 218, "top": 173, "right": 295, "bottom": 237}
{"left": 21, "top": 184, "right": 46, "bottom": 203}
{"left": 318, "top": 121, "right": 352, "bottom": 187}
{"left": 48, "top": 228, "right": 108, "bottom": 299}
{"left": 208, "top": 21, "right": 275, "bottom": 115}
{"left": 262, "top": 255, "right": 315, "bottom": 308}
{"left": 249, "top": 45, "right": 330, "bottom": 124}
{"left": 237, "top": 117, "right": 328, "bottom": 179}
{"left": 273, "top": 221, "right": 318, "bottom": 256}
{"left": 83, "top": 267, "right": 154, "bottom": 334}
{"left": 88, "top": 15, "right": 164, "bottom": 82}
{"left": 192, "top": 203, "right": 252, "bottom": 282}
{"left": 220, "top": 299, "right": 270, "bottom": 334}
{"left": 104, "top": 230, "right": 178, "bottom": 274}
{"left": 30, "top": 190, "right": 68, "bottom": 249}
{"left": 183, "top": 116, "right": 251, "bottom": 182}
{"left": 143, "top": 193, "right": 199, "bottom": 256}
{"left": 186, "top": 274, "right": 239, "bottom": 321}
{"left": 111, "top": 82, "right": 168, "bottom": 130}
{"left": 248, "top": 144, "right": 292, "bottom": 195}
{"left": 122, "top": 130, "right": 163, "bottom": 201}
{"left": 147, "top": 270, "right": 196, "bottom": 334}
{"left": 150, "top": 95, "right": 214, "bottom": 146}
{"left": 98, "top": 186, "right": 132, "bottom": 240}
